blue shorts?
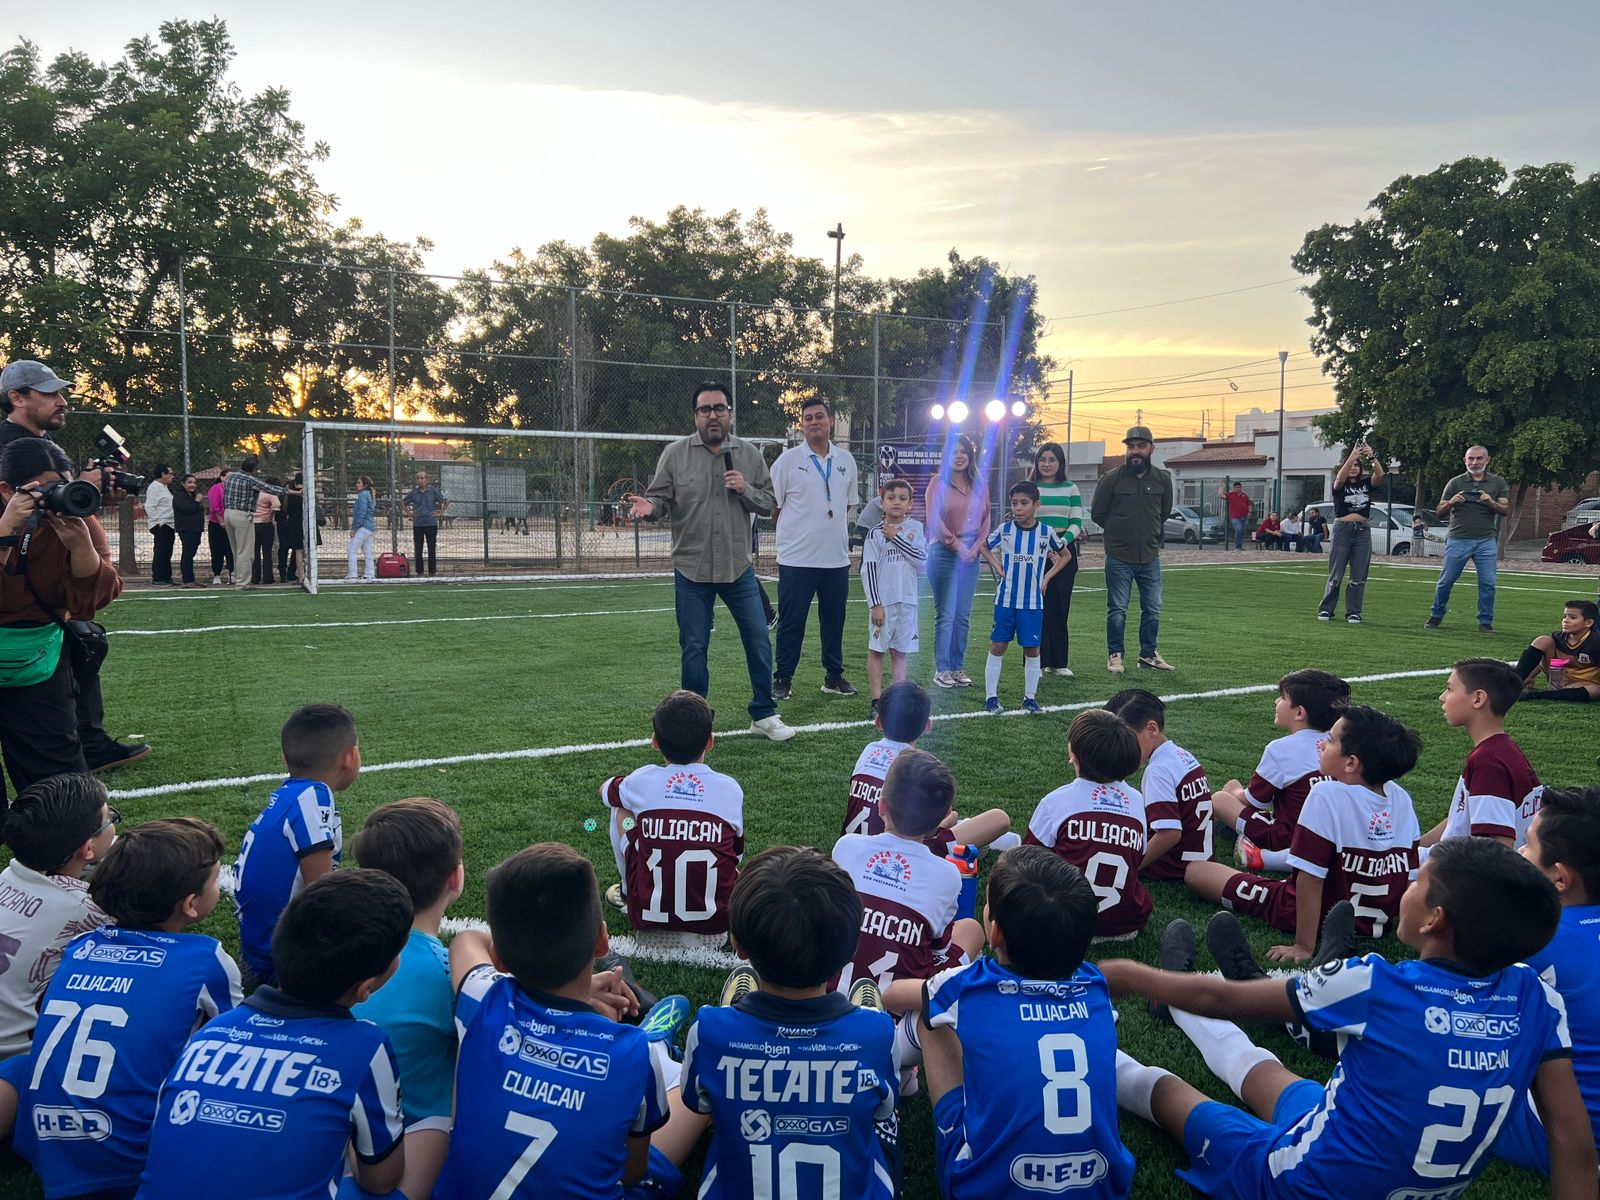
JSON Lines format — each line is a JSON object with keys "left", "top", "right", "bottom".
{"left": 990, "top": 606, "right": 1043, "bottom": 648}
{"left": 0, "top": 1052, "right": 29, "bottom": 1091}
{"left": 933, "top": 1087, "right": 972, "bottom": 1197}
{"left": 1491, "top": 1092, "right": 1551, "bottom": 1175}
{"left": 1178, "top": 1078, "right": 1325, "bottom": 1200}
{"left": 622, "top": 1145, "right": 685, "bottom": 1199}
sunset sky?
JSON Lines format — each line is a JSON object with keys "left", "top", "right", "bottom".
{"left": 23, "top": 2, "right": 1600, "bottom": 442}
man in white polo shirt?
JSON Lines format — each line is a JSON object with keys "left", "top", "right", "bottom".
{"left": 770, "top": 397, "right": 860, "bottom": 700}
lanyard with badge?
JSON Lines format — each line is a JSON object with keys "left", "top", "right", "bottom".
{"left": 809, "top": 452, "right": 835, "bottom": 519}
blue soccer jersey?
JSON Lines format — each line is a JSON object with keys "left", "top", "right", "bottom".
{"left": 233, "top": 778, "right": 343, "bottom": 981}
{"left": 1191, "top": 953, "right": 1570, "bottom": 1200}
{"left": 136, "top": 987, "right": 404, "bottom": 1200}
{"left": 925, "top": 957, "right": 1133, "bottom": 1199}
{"left": 434, "top": 964, "right": 670, "bottom": 1200}
{"left": 16, "top": 927, "right": 242, "bottom": 1199}
{"left": 682, "top": 990, "right": 898, "bottom": 1200}
{"left": 1525, "top": 904, "right": 1600, "bottom": 1148}
{"left": 985, "top": 521, "right": 1064, "bottom": 611}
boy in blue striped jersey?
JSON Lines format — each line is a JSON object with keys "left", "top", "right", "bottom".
{"left": 979, "top": 481, "right": 1068, "bottom": 714}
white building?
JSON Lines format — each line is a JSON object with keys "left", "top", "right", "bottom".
{"left": 1158, "top": 408, "right": 1347, "bottom": 518}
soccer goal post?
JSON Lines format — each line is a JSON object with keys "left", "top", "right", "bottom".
{"left": 298, "top": 421, "right": 787, "bottom": 592}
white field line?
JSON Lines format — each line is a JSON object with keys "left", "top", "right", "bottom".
{"left": 110, "top": 607, "right": 675, "bottom": 637}
{"left": 1218, "top": 564, "right": 1589, "bottom": 597}
{"left": 436, "top": 916, "right": 745, "bottom": 970}
{"left": 108, "top": 664, "right": 1461, "bottom": 802}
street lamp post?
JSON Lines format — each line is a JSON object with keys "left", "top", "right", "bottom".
{"left": 827, "top": 223, "right": 845, "bottom": 350}
{"left": 1274, "top": 349, "right": 1288, "bottom": 512}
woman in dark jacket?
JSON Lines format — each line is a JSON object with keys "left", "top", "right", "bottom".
{"left": 172, "top": 473, "right": 207, "bottom": 588}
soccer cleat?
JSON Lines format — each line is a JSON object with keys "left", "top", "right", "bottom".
{"left": 984, "top": 696, "right": 1004, "bottom": 715}
{"left": 594, "top": 950, "right": 658, "bottom": 1013}
{"left": 718, "top": 964, "right": 759, "bottom": 1007}
{"left": 87, "top": 742, "right": 152, "bottom": 774}
{"left": 1235, "top": 836, "right": 1265, "bottom": 871}
{"left": 934, "top": 671, "right": 958, "bottom": 689}
{"left": 771, "top": 677, "right": 793, "bottom": 701}
{"left": 1021, "top": 697, "right": 1044, "bottom": 714}
{"left": 1138, "top": 652, "right": 1176, "bottom": 671}
{"left": 1107, "top": 653, "right": 1125, "bottom": 674}
{"left": 1150, "top": 918, "right": 1197, "bottom": 1022}
{"left": 750, "top": 715, "right": 797, "bottom": 742}
{"left": 822, "top": 674, "right": 859, "bottom": 697}
{"left": 638, "top": 994, "right": 691, "bottom": 1046}
{"left": 1479, "top": 623, "right": 1497, "bottom": 635}
{"left": 1317, "top": 612, "right": 1332, "bottom": 621}
{"left": 847, "top": 976, "right": 884, "bottom": 1012}
{"left": 1206, "top": 911, "right": 1267, "bottom": 982}
{"left": 604, "top": 882, "right": 627, "bottom": 914}
{"left": 1424, "top": 617, "right": 1442, "bottom": 629}
{"left": 1346, "top": 614, "right": 1362, "bottom": 624}
{"left": 951, "top": 670, "right": 974, "bottom": 688}
{"left": 1312, "top": 900, "right": 1357, "bottom": 968}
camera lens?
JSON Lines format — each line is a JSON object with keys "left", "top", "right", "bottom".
{"left": 40, "top": 480, "right": 102, "bottom": 517}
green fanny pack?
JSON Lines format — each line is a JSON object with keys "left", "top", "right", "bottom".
{"left": 0, "top": 623, "right": 64, "bottom": 688}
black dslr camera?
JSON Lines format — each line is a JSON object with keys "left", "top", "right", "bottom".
{"left": 92, "top": 426, "right": 145, "bottom": 496}
{"left": 35, "top": 425, "right": 146, "bottom": 518}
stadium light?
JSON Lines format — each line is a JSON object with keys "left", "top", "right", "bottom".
{"left": 1011, "top": 400, "right": 1027, "bottom": 418}
{"left": 929, "top": 403, "right": 946, "bottom": 421}
{"left": 948, "top": 400, "right": 969, "bottom": 423}
{"left": 984, "top": 399, "right": 1006, "bottom": 422}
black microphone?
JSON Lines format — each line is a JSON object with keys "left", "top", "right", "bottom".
{"left": 724, "top": 450, "right": 735, "bottom": 492}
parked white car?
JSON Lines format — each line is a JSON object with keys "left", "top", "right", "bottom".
{"left": 1301, "top": 501, "right": 1445, "bottom": 557}
{"left": 1561, "top": 497, "right": 1600, "bottom": 530}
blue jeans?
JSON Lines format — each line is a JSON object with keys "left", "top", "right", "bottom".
{"left": 674, "top": 568, "right": 775, "bottom": 720}
{"left": 926, "top": 541, "right": 981, "bottom": 674}
{"left": 1104, "top": 554, "right": 1162, "bottom": 658}
{"left": 1430, "top": 536, "right": 1498, "bottom": 625}
{"left": 1230, "top": 516, "right": 1246, "bottom": 550}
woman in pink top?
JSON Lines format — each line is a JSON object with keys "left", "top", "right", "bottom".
{"left": 924, "top": 433, "right": 991, "bottom": 688}
{"left": 251, "top": 480, "right": 282, "bottom": 584}
{"left": 206, "top": 471, "right": 234, "bottom": 585}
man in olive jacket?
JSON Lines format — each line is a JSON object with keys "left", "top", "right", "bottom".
{"left": 1090, "top": 426, "right": 1175, "bottom": 673}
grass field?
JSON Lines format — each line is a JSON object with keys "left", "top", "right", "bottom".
{"left": 3, "top": 555, "right": 1593, "bottom": 1198}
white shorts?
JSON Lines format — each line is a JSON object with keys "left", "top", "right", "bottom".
{"left": 868, "top": 601, "right": 919, "bottom": 654}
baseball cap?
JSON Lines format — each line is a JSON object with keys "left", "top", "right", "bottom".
{"left": 1123, "top": 425, "right": 1155, "bottom": 445}
{"left": 0, "top": 360, "right": 72, "bottom": 395}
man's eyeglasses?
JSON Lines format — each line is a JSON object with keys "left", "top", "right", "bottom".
{"left": 91, "top": 807, "right": 121, "bottom": 838}
{"left": 695, "top": 404, "right": 731, "bottom": 416}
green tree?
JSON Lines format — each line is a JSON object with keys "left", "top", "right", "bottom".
{"left": 1295, "top": 157, "right": 1600, "bottom": 541}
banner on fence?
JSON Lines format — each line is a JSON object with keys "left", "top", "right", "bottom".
{"left": 874, "top": 440, "right": 948, "bottom": 524}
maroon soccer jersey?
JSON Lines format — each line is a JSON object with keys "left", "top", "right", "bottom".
{"left": 1440, "top": 733, "right": 1542, "bottom": 846}
{"left": 1285, "top": 778, "right": 1421, "bottom": 937}
{"left": 1024, "top": 777, "right": 1152, "bottom": 937}
{"left": 602, "top": 763, "right": 744, "bottom": 935}
{"left": 831, "top": 831, "right": 961, "bottom": 991}
{"left": 841, "top": 737, "right": 913, "bottom": 838}
{"left": 1241, "top": 727, "right": 1335, "bottom": 850}
{"left": 1137, "top": 739, "right": 1210, "bottom": 882}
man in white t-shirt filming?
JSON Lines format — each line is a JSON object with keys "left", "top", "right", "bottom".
{"left": 770, "top": 397, "right": 861, "bottom": 700}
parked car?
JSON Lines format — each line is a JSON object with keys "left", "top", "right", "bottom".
{"left": 1561, "top": 497, "right": 1600, "bottom": 530}
{"left": 1164, "top": 505, "right": 1224, "bottom": 544}
{"left": 1542, "top": 525, "right": 1600, "bottom": 565}
{"left": 1300, "top": 501, "right": 1441, "bottom": 556}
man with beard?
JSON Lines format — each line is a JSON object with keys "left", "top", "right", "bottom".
{"left": 1091, "top": 426, "right": 1175, "bottom": 674}
{"left": 630, "top": 382, "right": 795, "bottom": 741}
{"left": 0, "top": 359, "right": 149, "bottom": 772}
{"left": 1427, "top": 444, "right": 1511, "bottom": 635}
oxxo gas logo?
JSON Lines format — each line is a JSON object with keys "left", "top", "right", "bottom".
{"left": 1423, "top": 1006, "right": 1518, "bottom": 1040}
{"left": 1009, "top": 1151, "right": 1108, "bottom": 1192}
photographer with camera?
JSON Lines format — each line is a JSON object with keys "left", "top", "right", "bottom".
{"left": 0, "top": 437, "right": 121, "bottom": 814}
{"left": 1317, "top": 436, "right": 1384, "bottom": 624}
{"left": 1427, "top": 444, "right": 1510, "bottom": 634}
{"left": 1, "top": 359, "right": 148, "bottom": 773}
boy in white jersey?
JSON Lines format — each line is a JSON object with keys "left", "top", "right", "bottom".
{"left": 862, "top": 478, "right": 926, "bottom": 715}
{"left": 1211, "top": 668, "right": 1348, "bottom": 873}
{"left": 978, "top": 480, "right": 1067, "bottom": 714}
{"left": 1107, "top": 688, "right": 1210, "bottom": 881}
{"left": 601, "top": 690, "right": 744, "bottom": 945}
{"left": 1420, "top": 657, "right": 1541, "bottom": 856}
{"left": 1105, "top": 838, "right": 1595, "bottom": 1200}
{"left": 1186, "top": 705, "right": 1422, "bottom": 962}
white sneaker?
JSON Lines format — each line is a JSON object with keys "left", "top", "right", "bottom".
{"left": 341, "top": 576, "right": 357, "bottom": 582}
{"left": 750, "top": 715, "right": 796, "bottom": 742}
{"left": 1107, "top": 653, "right": 1125, "bottom": 674}
{"left": 933, "top": 671, "right": 958, "bottom": 689}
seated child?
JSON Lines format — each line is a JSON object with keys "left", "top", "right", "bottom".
{"left": 1105, "top": 838, "right": 1596, "bottom": 1198}
{"left": 682, "top": 846, "right": 899, "bottom": 1198}
{"left": 1107, "top": 688, "right": 1211, "bottom": 881}
{"left": 842, "top": 680, "right": 1014, "bottom": 852}
{"left": 833, "top": 749, "right": 986, "bottom": 1000}
{"left": 862, "top": 477, "right": 926, "bottom": 712}
{"left": 601, "top": 690, "right": 744, "bottom": 942}
{"left": 1185, "top": 705, "right": 1422, "bottom": 962}
{"left": 435, "top": 844, "right": 674, "bottom": 1198}
{"left": 138, "top": 870, "right": 413, "bottom": 1199}
{"left": 1515, "top": 598, "right": 1600, "bottom": 702}
{"left": 1420, "top": 657, "right": 1541, "bottom": 854}
{"left": 0, "top": 773, "right": 115, "bottom": 1060}
{"left": 4, "top": 818, "right": 240, "bottom": 1200}
{"left": 978, "top": 480, "right": 1068, "bottom": 714}
{"left": 234, "top": 703, "right": 359, "bottom": 986}
{"left": 921, "top": 846, "right": 1134, "bottom": 1199}
{"left": 1498, "top": 786, "right": 1600, "bottom": 1174}
{"left": 1212, "top": 668, "right": 1348, "bottom": 873}
{"left": 1024, "top": 709, "right": 1154, "bottom": 940}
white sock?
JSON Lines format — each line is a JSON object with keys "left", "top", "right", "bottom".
{"left": 649, "top": 1040, "right": 682, "bottom": 1091}
{"left": 988, "top": 831, "right": 1023, "bottom": 853}
{"left": 1259, "top": 846, "right": 1293, "bottom": 873}
{"left": 1024, "top": 657, "right": 1041, "bottom": 699}
{"left": 1115, "top": 1049, "right": 1171, "bottom": 1121}
{"left": 985, "top": 652, "right": 1004, "bottom": 698}
{"left": 1171, "top": 1008, "right": 1279, "bottom": 1098}
{"left": 894, "top": 1010, "right": 923, "bottom": 1068}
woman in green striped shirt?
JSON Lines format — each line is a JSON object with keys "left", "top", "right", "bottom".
{"left": 1031, "top": 442, "right": 1084, "bottom": 676}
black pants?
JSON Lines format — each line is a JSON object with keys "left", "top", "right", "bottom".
{"left": 252, "top": 521, "right": 276, "bottom": 584}
{"left": 276, "top": 520, "right": 291, "bottom": 579}
{"left": 177, "top": 529, "right": 202, "bottom": 583}
{"left": 0, "top": 651, "right": 87, "bottom": 816}
{"left": 413, "top": 526, "right": 439, "bottom": 575}
{"left": 150, "top": 524, "right": 175, "bottom": 584}
{"left": 208, "top": 523, "right": 234, "bottom": 576}
{"left": 1040, "top": 544, "right": 1080, "bottom": 669}
{"left": 774, "top": 564, "right": 849, "bottom": 681}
